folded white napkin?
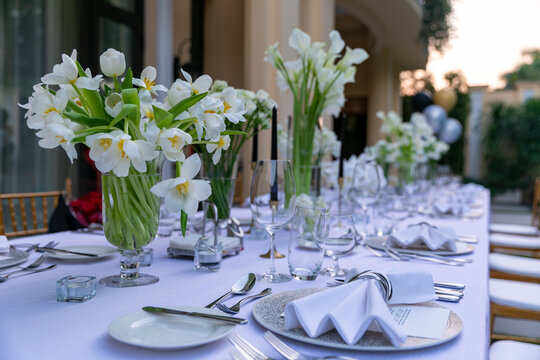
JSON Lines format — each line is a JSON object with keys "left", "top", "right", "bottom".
{"left": 386, "top": 224, "right": 458, "bottom": 252}
{"left": 433, "top": 198, "right": 469, "bottom": 215}
{"left": 284, "top": 269, "right": 435, "bottom": 346}
{"left": 0, "top": 235, "right": 9, "bottom": 254}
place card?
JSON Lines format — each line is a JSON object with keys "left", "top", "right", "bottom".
{"left": 389, "top": 305, "right": 450, "bottom": 339}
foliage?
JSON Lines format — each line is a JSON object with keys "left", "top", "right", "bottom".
{"left": 502, "top": 49, "right": 540, "bottom": 89}
{"left": 421, "top": 0, "right": 454, "bottom": 53}
{"left": 482, "top": 99, "right": 540, "bottom": 195}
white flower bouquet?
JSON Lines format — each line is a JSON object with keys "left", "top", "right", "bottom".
{"left": 20, "top": 48, "right": 239, "bottom": 245}
{"left": 265, "top": 28, "right": 368, "bottom": 195}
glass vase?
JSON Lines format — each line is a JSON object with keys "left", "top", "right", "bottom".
{"left": 99, "top": 168, "right": 161, "bottom": 288}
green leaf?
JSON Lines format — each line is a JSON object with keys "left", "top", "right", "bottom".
{"left": 71, "top": 127, "right": 112, "bottom": 143}
{"left": 104, "top": 84, "right": 113, "bottom": 96}
{"left": 66, "top": 100, "right": 87, "bottom": 115}
{"left": 81, "top": 88, "right": 106, "bottom": 118}
{"left": 154, "top": 106, "right": 173, "bottom": 128}
{"left": 121, "top": 88, "right": 141, "bottom": 126}
{"left": 181, "top": 211, "right": 188, "bottom": 237}
{"left": 75, "top": 61, "right": 87, "bottom": 77}
{"left": 63, "top": 110, "right": 108, "bottom": 127}
{"left": 122, "top": 68, "right": 133, "bottom": 89}
{"left": 169, "top": 92, "right": 207, "bottom": 118}
{"left": 169, "top": 117, "right": 195, "bottom": 129}
{"left": 221, "top": 130, "right": 248, "bottom": 136}
{"left": 108, "top": 104, "right": 138, "bottom": 129}
{"left": 113, "top": 76, "right": 121, "bottom": 93}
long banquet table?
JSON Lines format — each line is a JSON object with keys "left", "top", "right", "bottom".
{"left": 1, "top": 192, "right": 490, "bottom": 360}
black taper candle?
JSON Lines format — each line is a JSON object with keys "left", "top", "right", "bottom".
{"left": 252, "top": 126, "right": 258, "bottom": 164}
{"left": 270, "top": 107, "right": 278, "bottom": 201}
{"left": 338, "top": 114, "right": 346, "bottom": 179}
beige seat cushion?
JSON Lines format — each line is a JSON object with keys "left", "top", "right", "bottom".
{"left": 489, "top": 340, "right": 540, "bottom": 360}
{"left": 489, "top": 223, "right": 538, "bottom": 236}
{"left": 490, "top": 233, "right": 540, "bottom": 249}
{"left": 489, "top": 253, "right": 540, "bottom": 278}
{"left": 489, "top": 279, "right": 540, "bottom": 311}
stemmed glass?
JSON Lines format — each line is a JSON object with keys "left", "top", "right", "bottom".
{"left": 250, "top": 160, "right": 296, "bottom": 283}
{"left": 321, "top": 214, "right": 357, "bottom": 277}
{"left": 383, "top": 193, "right": 410, "bottom": 233}
{"left": 349, "top": 160, "right": 381, "bottom": 238}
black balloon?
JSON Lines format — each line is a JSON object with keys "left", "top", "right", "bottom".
{"left": 411, "top": 90, "right": 433, "bottom": 113}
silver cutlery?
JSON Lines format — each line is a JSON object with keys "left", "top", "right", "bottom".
{"left": 264, "top": 331, "right": 359, "bottom": 360}
{"left": 0, "top": 264, "right": 57, "bottom": 282}
{"left": 37, "top": 247, "right": 98, "bottom": 257}
{"left": 369, "top": 244, "right": 464, "bottom": 266}
{"left": 35, "top": 241, "right": 59, "bottom": 252}
{"left": 217, "top": 288, "right": 272, "bottom": 314}
{"left": 0, "top": 255, "right": 47, "bottom": 275}
{"left": 387, "top": 247, "right": 472, "bottom": 264}
{"left": 142, "top": 306, "right": 248, "bottom": 325}
{"left": 229, "top": 333, "right": 273, "bottom": 360}
{"left": 434, "top": 281, "right": 465, "bottom": 290}
{"left": 206, "top": 273, "right": 256, "bottom": 309}
{"left": 229, "top": 347, "right": 251, "bottom": 360}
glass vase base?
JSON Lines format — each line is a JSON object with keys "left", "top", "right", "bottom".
{"left": 99, "top": 274, "right": 159, "bottom": 288}
{"left": 257, "top": 272, "right": 292, "bottom": 283}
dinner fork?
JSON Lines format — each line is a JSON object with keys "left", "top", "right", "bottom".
{"left": 35, "top": 241, "right": 59, "bottom": 252}
{"left": 0, "top": 255, "right": 47, "bottom": 275}
{"left": 229, "top": 333, "right": 273, "bottom": 360}
{"left": 383, "top": 246, "right": 464, "bottom": 266}
{"left": 0, "top": 264, "right": 57, "bottom": 282}
{"left": 264, "top": 332, "right": 359, "bottom": 360}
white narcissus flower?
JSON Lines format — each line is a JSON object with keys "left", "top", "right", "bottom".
{"left": 41, "top": 50, "right": 102, "bottom": 90}
{"left": 167, "top": 80, "right": 192, "bottom": 106}
{"left": 264, "top": 42, "right": 281, "bottom": 67}
{"left": 338, "top": 47, "right": 369, "bottom": 69}
{"left": 36, "top": 123, "right": 77, "bottom": 163}
{"left": 329, "top": 30, "right": 345, "bottom": 55}
{"left": 158, "top": 128, "right": 192, "bottom": 162}
{"left": 87, "top": 130, "right": 158, "bottom": 177}
{"left": 215, "top": 87, "right": 245, "bottom": 124}
{"left": 179, "top": 69, "right": 212, "bottom": 95}
{"left": 99, "top": 48, "right": 126, "bottom": 77}
{"left": 206, "top": 135, "right": 230, "bottom": 164}
{"left": 150, "top": 153, "right": 211, "bottom": 215}
{"left": 104, "top": 92, "right": 124, "bottom": 118}
{"left": 288, "top": 28, "right": 311, "bottom": 55}
{"left": 23, "top": 86, "right": 71, "bottom": 130}
{"left": 133, "top": 66, "right": 168, "bottom": 96}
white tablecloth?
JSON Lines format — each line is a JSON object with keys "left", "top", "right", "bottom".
{"left": 0, "top": 192, "right": 490, "bottom": 360}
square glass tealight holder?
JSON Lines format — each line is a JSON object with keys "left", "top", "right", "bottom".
{"left": 139, "top": 248, "right": 153, "bottom": 267}
{"left": 56, "top": 276, "right": 96, "bottom": 303}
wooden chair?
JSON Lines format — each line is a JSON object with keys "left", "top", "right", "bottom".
{"left": 0, "top": 179, "right": 72, "bottom": 237}
{"left": 532, "top": 177, "right": 540, "bottom": 228}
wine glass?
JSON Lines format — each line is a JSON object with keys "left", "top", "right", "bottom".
{"left": 383, "top": 194, "right": 410, "bottom": 233}
{"left": 348, "top": 160, "right": 381, "bottom": 238}
{"left": 321, "top": 214, "right": 357, "bottom": 277}
{"left": 250, "top": 160, "right": 296, "bottom": 283}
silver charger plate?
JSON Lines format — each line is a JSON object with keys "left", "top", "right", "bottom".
{"left": 0, "top": 248, "right": 29, "bottom": 269}
{"left": 365, "top": 236, "right": 474, "bottom": 256}
{"left": 253, "top": 288, "right": 463, "bottom": 352}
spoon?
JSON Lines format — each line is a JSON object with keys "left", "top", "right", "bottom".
{"left": 205, "top": 273, "right": 256, "bottom": 309}
{"left": 217, "top": 288, "right": 272, "bottom": 314}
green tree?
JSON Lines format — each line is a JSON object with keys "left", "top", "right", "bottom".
{"left": 502, "top": 49, "right": 540, "bottom": 89}
{"left": 421, "top": 0, "right": 454, "bottom": 53}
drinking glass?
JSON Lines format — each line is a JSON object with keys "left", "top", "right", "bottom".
{"left": 288, "top": 204, "right": 327, "bottom": 280}
{"left": 383, "top": 194, "right": 409, "bottom": 233}
{"left": 321, "top": 214, "right": 357, "bottom": 277}
{"left": 349, "top": 160, "right": 381, "bottom": 235}
{"left": 250, "top": 160, "right": 296, "bottom": 283}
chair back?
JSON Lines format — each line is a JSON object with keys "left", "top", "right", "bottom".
{"left": 532, "top": 177, "right": 540, "bottom": 227}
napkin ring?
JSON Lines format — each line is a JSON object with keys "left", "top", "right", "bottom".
{"left": 350, "top": 270, "right": 393, "bottom": 303}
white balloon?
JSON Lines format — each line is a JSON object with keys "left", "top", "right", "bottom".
{"left": 439, "top": 118, "right": 462, "bottom": 144}
{"left": 422, "top": 104, "right": 448, "bottom": 134}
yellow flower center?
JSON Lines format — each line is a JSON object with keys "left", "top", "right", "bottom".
{"left": 175, "top": 181, "right": 190, "bottom": 195}
{"left": 55, "top": 136, "right": 67, "bottom": 144}
{"left": 45, "top": 107, "right": 58, "bottom": 114}
{"left": 223, "top": 101, "right": 231, "bottom": 113}
{"left": 143, "top": 77, "right": 156, "bottom": 90}
{"left": 117, "top": 139, "right": 127, "bottom": 158}
{"left": 75, "top": 99, "right": 83, "bottom": 107}
{"left": 168, "top": 136, "right": 182, "bottom": 149}
{"left": 146, "top": 110, "right": 154, "bottom": 120}
{"left": 193, "top": 88, "right": 199, "bottom": 95}
{"left": 99, "top": 138, "right": 112, "bottom": 150}
{"left": 218, "top": 137, "right": 225, "bottom": 148}
{"left": 204, "top": 109, "right": 216, "bottom": 114}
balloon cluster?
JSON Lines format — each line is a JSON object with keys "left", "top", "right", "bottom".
{"left": 410, "top": 88, "right": 462, "bottom": 144}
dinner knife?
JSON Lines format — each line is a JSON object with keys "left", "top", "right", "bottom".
{"left": 436, "top": 294, "right": 461, "bottom": 303}
{"left": 38, "top": 247, "right": 98, "bottom": 257}
{"left": 142, "top": 306, "right": 248, "bottom": 325}
{"left": 434, "top": 281, "right": 466, "bottom": 290}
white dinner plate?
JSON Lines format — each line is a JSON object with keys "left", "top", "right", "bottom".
{"left": 253, "top": 288, "right": 463, "bottom": 352}
{"left": 0, "top": 248, "right": 29, "bottom": 269}
{"left": 364, "top": 236, "right": 474, "bottom": 256}
{"left": 45, "top": 245, "right": 117, "bottom": 261}
{"left": 108, "top": 306, "right": 236, "bottom": 350}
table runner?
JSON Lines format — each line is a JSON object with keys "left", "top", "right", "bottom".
{"left": 0, "top": 192, "right": 490, "bottom": 360}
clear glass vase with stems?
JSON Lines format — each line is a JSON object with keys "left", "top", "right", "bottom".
{"left": 398, "top": 162, "right": 420, "bottom": 214}
{"left": 199, "top": 153, "right": 238, "bottom": 235}
{"left": 250, "top": 160, "right": 296, "bottom": 283}
{"left": 291, "top": 113, "right": 319, "bottom": 196}
{"left": 99, "top": 159, "right": 162, "bottom": 288}
{"left": 349, "top": 160, "right": 381, "bottom": 240}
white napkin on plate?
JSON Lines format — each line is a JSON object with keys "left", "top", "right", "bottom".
{"left": 433, "top": 198, "right": 469, "bottom": 215}
{"left": 284, "top": 269, "right": 435, "bottom": 347}
{"left": 0, "top": 235, "right": 9, "bottom": 254}
{"left": 386, "top": 224, "right": 458, "bottom": 252}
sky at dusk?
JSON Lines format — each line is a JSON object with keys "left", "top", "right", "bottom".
{"left": 427, "top": 0, "right": 540, "bottom": 90}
